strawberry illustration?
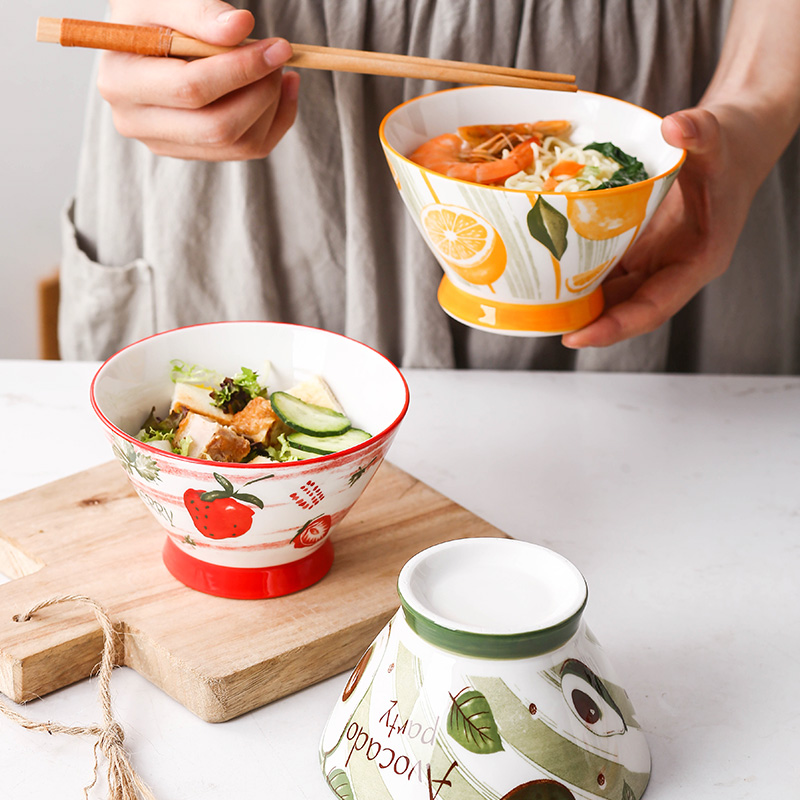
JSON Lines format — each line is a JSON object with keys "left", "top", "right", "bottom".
{"left": 184, "top": 473, "right": 269, "bottom": 539}
{"left": 292, "top": 514, "right": 332, "bottom": 549}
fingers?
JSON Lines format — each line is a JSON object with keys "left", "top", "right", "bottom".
{"left": 561, "top": 264, "right": 697, "bottom": 349}
{"left": 108, "top": 0, "right": 255, "bottom": 45}
{"left": 561, "top": 108, "right": 733, "bottom": 349}
{"left": 98, "top": 38, "right": 292, "bottom": 109}
{"left": 262, "top": 71, "right": 301, "bottom": 151}
{"left": 662, "top": 108, "right": 721, "bottom": 158}
{"left": 137, "top": 70, "right": 300, "bottom": 161}
{"left": 97, "top": 0, "right": 299, "bottom": 162}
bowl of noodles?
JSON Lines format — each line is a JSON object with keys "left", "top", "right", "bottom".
{"left": 379, "top": 86, "right": 686, "bottom": 336}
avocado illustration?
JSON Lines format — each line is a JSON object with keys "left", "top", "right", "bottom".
{"left": 501, "top": 779, "right": 576, "bottom": 800}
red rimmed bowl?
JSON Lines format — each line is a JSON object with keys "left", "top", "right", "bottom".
{"left": 90, "top": 321, "right": 409, "bottom": 599}
{"left": 380, "top": 85, "right": 686, "bottom": 336}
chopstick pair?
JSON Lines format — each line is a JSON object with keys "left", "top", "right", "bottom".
{"left": 36, "top": 17, "right": 577, "bottom": 92}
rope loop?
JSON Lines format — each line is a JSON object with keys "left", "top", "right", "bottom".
{"left": 0, "top": 595, "right": 156, "bottom": 800}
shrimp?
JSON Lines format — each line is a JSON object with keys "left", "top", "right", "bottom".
{"left": 409, "top": 131, "right": 538, "bottom": 186}
{"left": 456, "top": 120, "right": 571, "bottom": 148}
{"left": 407, "top": 120, "right": 572, "bottom": 186}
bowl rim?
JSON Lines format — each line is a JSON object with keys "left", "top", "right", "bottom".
{"left": 397, "top": 537, "right": 589, "bottom": 659}
{"left": 90, "top": 320, "right": 410, "bottom": 470}
{"left": 379, "top": 85, "right": 687, "bottom": 198}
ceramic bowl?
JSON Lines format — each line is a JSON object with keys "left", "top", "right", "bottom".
{"left": 90, "top": 321, "right": 409, "bottom": 599}
{"left": 320, "top": 538, "right": 650, "bottom": 800}
{"left": 380, "top": 85, "right": 685, "bottom": 336}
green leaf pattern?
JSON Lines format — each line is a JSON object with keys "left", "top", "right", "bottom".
{"left": 327, "top": 768, "right": 355, "bottom": 800}
{"left": 526, "top": 196, "right": 569, "bottom": 260}
{"left": 621, "top": 781, "right": 637, "bottom": 800}
{"left": 112, "top": 439, "right": 160, "bottom": 483}
{"left": 447, "top": 688, "right": 504, "bottom": 754}
{"left": 199, "top": 472, "right": 265, "bottom": 509}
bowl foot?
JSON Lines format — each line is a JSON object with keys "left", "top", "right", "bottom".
{"left": 437, "top": 277, "right": 604, "bottom": 336}
{"left": 162, "top": 537, "right": 335, "bottom": 599}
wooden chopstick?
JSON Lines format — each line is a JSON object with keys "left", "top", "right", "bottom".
{"left": 287, "top": 43, "right": 576, "bottom": 90}
{"left": 36, "top": 17, "right": 577, "bottom": 92}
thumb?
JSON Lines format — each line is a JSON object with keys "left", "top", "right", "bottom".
{"left": 110, "top": 0, "right": 255, "bottom": 46}
{"left": 661, "top": 108, "right": 722, "bottom": 164}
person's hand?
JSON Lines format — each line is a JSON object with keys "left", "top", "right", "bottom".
{"left": 561, "top": 105, "right": 755, "bottom": 349}
{"left": 97, "top": 0, "right": 300, "bottom": 160}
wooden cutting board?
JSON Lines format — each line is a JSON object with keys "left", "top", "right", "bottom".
{"left": 0, "top": 461, "right": 506, "bottom": 722}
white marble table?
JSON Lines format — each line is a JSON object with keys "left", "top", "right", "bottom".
{"left": 0, "top": 360, "right": 797, "bottom": 798}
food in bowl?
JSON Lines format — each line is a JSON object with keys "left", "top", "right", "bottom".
{"left": 379, "top": 86, "right": 685, "bottom": 336}
{"left": 408, "top": 121, "right": 648, "bottom": 191}
{"left": 90, "top": 321, "right": 409, "bottom": 599}
{"left": 136, "top": 360, "right": 370, "bottom": 463}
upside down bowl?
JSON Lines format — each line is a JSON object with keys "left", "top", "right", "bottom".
{"left": 320, "top": 538, "right": 651, "bottom": 800}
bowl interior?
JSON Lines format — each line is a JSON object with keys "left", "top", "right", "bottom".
{"left": 92, "top": 322, "right": 409, "bottom": 447}
{"left": 382, "top": 86, "right": 684, "bottom": 183}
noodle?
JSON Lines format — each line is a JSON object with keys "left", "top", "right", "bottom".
{"left": 407, "top": 122, "right": 648, "bottom": 190}
{"left": 504, "top": 135, "right": 622, "bottom": 192}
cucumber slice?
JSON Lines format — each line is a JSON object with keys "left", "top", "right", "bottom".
{"left": 285, "top": 446, "right": 319, "bottom": 461}
{"left": 287, "top": 429, "right": 371, "bottom": 455}
{"left": 270, "top": 391, "right": 351, "bottom": 436}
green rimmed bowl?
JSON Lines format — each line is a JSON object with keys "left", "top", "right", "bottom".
{"left": 319, "top": 538, "right": 651, "bottom": 800}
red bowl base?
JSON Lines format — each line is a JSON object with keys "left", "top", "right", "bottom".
{"left": 162, "top": 537, "right": 335, "bottom": 599}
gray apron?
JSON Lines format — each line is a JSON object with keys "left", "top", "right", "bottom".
{"left": 59, "top": 0, "right": 800, "bottom": 373}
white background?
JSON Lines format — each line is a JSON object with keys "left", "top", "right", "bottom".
{"left": 0, "top": 1, "right": 105, "bottom": 359}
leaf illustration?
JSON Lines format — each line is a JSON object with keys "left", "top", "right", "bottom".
{"left": 213, "top": 473, "right": 235, "bottom": 493}
{"left": 447, "top": 687, "right": 504, "bottom": 754}
{"left": 621, "top": 781, "right": 637, "bottom": 800}
{"left": 199, "top": 490, "right": 231, "bottom": 502}
{"left": 527, "top": 196, "right": 569, "bottom": 260}
{"left": 232, "top": 492, "right": 264, "bottom": 509}
{"left": 327, "top": 768, "right": 354, "bottom": 800}
{"left": 201, "top": 473, "right": 264, "bottom": 508}
{"left": 244, "top": 474, "right": 275, "bottom": 486}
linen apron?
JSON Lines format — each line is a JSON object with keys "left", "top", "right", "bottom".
{"left": 59, "top": 0, "right": 800, "bottom": 373}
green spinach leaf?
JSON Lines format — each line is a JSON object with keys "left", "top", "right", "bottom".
{"left": 584, "top": 142, "right": 648, "bottom": 190}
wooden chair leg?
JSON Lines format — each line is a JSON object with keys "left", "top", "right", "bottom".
{"left": 37, "top": 270, "right": 60, "bottom": 360}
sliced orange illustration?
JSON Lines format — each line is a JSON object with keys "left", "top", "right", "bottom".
{"left": 565, "top": 258, "right": 616, "bottom": 294}
{"left": 566, "top": 183, "right": 652, "bottom": 241}
{"left": 421, "top": 204, "right": 507, "bottom": 287}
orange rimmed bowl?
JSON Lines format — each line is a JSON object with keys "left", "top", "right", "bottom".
{"left": 380, "top": 86, "right": 686, "bottom": 336}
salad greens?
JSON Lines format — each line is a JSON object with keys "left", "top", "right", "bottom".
{"left": 136, "top": 361, "right": 369, "bottom": 463}
{"left": 136, "top": 407, "right": 191, "bottom": 455}
{"left": 169, "top": 360, "right": 222, "bottom": 386}
{"left": 584, "top": 142, "right": 649, "bottom": 190}
{"left": 242, "top": 434, "right": 296, "bottom": 463}
{"left": 170, "top": 360, "right": 269, "bottom": 414}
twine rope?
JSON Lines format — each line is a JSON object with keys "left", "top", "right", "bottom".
{"left": 0, "top": 595, "right": 156, "bottom": 800}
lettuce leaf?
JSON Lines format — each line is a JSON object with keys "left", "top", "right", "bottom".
{"left": 211, "top": 368, "right": 269, "bottom": 414}
{"left": 170, "top": 360, "right": 221, "bottom": 387}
